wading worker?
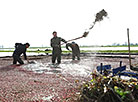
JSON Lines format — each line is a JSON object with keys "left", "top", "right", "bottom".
{"left": 50, "top": 31, "right": 67, "bottom": 64}
{"left": 66, "top": 42, "right": 80, "bottom": 60}
{"left": 12, "top": 43, "right": 30, "bottom": 65}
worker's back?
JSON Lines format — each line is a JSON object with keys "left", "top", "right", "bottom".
{"left": 66, "top": 42, "right": 80, "bottom": 54}
{"left": 13, "top": 43, "right": 26, "bottom": 56}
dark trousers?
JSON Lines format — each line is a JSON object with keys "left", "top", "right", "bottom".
{"left": 52, "top": 51, "right": 61, "bottom": 64}
{"left": 13, "top": 54, "right": 24, "bottom": 64}
{"left": 72, "top": 53, "right": 80, "bottom": 60}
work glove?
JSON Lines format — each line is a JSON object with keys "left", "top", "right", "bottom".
{"left": 65, "top": 41, "right": 67, "bottom": 43}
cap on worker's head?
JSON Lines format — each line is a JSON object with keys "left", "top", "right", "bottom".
{"left": 25, "top": 43, "right": 30, "bottom": 46}
{"left": 53, "top": 31, "right": 57, "bottom": 34}
{"left": 72, "top": 42, "right": 75, "bottom": 44}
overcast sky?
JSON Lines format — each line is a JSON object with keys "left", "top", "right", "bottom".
{"left": 0, "top": 0, "right": 138, "bottom": 47}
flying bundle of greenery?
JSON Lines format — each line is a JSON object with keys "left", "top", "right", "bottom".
{"left": 62, "top": 9, "right": 108, "bottom": 44}
{"left": 84, "top": 9, "right": 108, "bottom": 36}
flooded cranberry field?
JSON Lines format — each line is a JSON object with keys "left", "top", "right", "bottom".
{"left": 0, "top": 53, "right": 138, "bottom": 101}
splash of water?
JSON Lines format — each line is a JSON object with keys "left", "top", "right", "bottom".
{"left": 22, "top": 59, "right": 93, "bottom": 77}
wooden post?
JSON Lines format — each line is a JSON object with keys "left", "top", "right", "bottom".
{"left": 100, "top": 63, "right": 103, "bottom": 74}
{"left": 120, "top": 61, "right": 122, "bottom": 67}
{"left": 127, "top": 28, "right": 131, "bottom": 69}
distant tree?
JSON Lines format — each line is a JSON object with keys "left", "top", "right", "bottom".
{"left": 135, "top": 43, "right": 138, "bottom": 45}
{"left": 112, "top": 43, "right": 117, "bottom": 46}
{"left": 0, "top": 45, "right": 4, "bottom": 48}
{"left": 130, "top": 43, "right": 134, "bottom": 45}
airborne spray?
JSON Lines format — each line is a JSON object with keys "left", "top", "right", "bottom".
{"left": 65, "top": 9, "right": 108, "bottom": 43}
{"left": 83, "top": 9, "right": 108, "bottom": 37}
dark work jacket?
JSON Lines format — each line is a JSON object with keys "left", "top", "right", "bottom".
{"left": 13, "top": 44, "right": 27, "bottom": 60}
{"left": 66, "top": 43, "right": 80, "bottom": 54}
{"left": 51, "top": 36, "right": 66, "bottom": 53}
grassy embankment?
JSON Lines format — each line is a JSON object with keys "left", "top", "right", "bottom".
{"left": 0, "top": 45, "right": 138, "bottom": 53}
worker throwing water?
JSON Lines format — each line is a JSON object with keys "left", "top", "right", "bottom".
{"left": 66, "top": 42, "right": 80, "bottom": 60}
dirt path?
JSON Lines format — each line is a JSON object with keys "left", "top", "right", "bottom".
{"left": 0, "top": 54, "right": 138, "bottom": 101}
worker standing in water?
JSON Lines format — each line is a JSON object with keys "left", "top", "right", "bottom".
{"left": 66, "top": 42, "right": 80, "bottom": 60}
{"left": 50, "top": 31, "right": 67, "bottom": 65}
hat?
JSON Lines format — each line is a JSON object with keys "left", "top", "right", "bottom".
{"left": 25, "top": 43, "right": 30, "bottom": 46}
{"left": 52, "top": 31, "right": 57, "bottom": 34}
